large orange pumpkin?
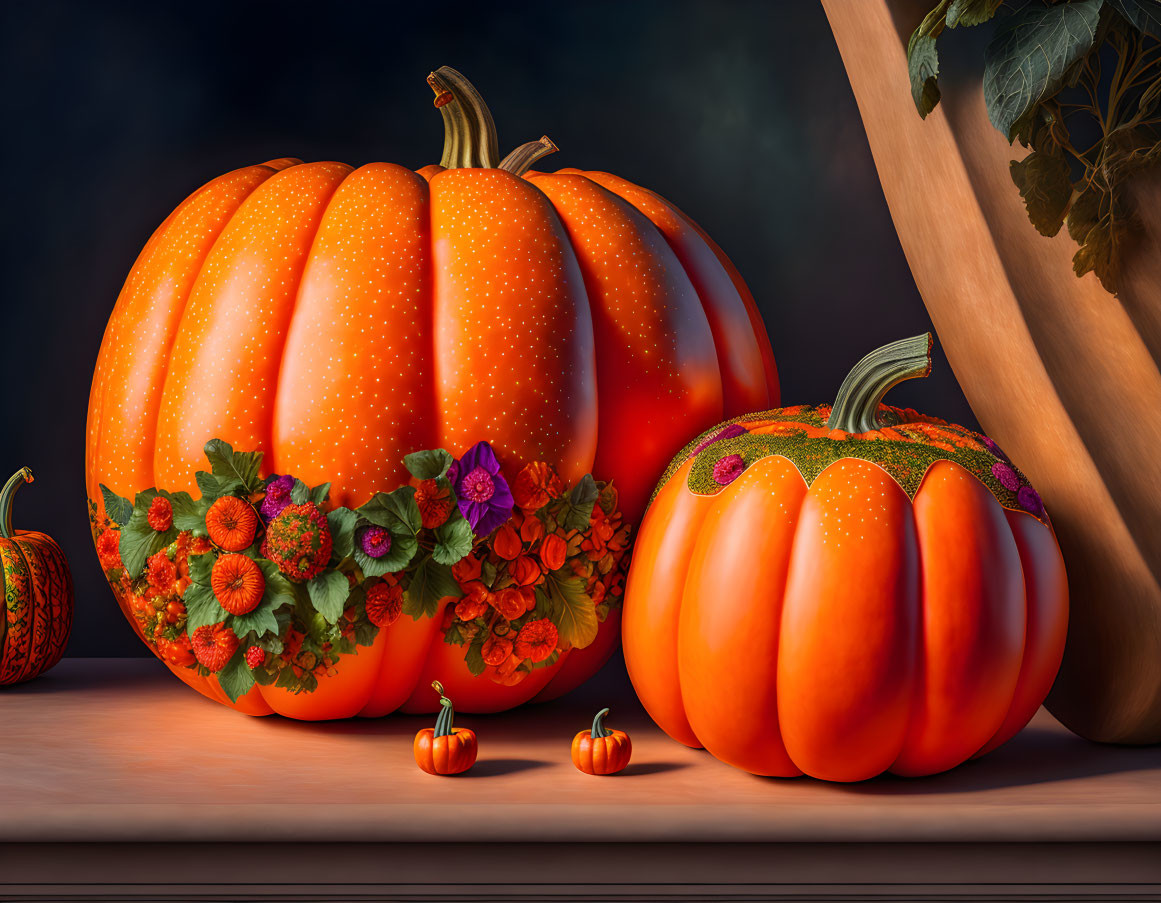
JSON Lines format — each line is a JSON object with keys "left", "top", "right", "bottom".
{"left": 85, "top": 68, "right": 778, "bottom": 718}
{"left": 623, "top": 335, "right": 1067, "bottom": 781}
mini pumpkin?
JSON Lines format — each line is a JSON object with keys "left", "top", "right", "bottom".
{"left": 623, "top": 334, "right": 1068, "bottom": 781}
{"left": 571, "top": 707, "right": 632, "bottom": 775}
{"left": 1, "top": 468, "right": 74, "bottom": 685}
{"left": 414, "top": 681, "right": 477, "bottom": 775}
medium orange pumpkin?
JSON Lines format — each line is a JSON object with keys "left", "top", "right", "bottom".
{"left": 1, "top": 468, "right": 73, "bottom": 685}
{"left": 413, "top": 681, "right": 477, "bottom": 776}
{"left": 623, "top": 335, "right": 1068, "bottom": 781}
{"left": 85, "top": 68, "right": 778, "bottom": 718}
{"left": 571, "top": 707, "right": 632, "bottom": 775}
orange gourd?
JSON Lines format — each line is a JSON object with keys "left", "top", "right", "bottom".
{"left": 623, "top": 335, "right": 1068, "bottom": 781}
{"left": 571, "top": 707, "right": 632, "bottom": 775}
{"left": 1, "top": 469, "right": 73, "bottom": 685}
{"left": 413, "top": 681, "right": 477, "bottom": 776}
{"left": 85, "top": 67, "right": 778, "bottom": 718}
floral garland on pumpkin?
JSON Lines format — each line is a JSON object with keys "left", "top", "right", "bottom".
{"left": 89, "top": 439, "right": 630, "bottom": 702}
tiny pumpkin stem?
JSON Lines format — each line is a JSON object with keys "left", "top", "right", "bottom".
{"left": 427, "top": 67, "right": 500, "bottom": 169}
{"left": 498, "top": 136, "right": 559, "bottom": 176}
{"left": 0, "top": 468, "right": 33, "bottom": 540}
{"left": 826, "top": 334, "right": 933, "bottom": 434}
{"left": 591, "top": 707, "right": 614, "bottom": 739}
{"left": 432, "top": 679, "right": 455, "bottom": 737}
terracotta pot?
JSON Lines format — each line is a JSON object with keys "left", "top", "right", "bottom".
{"left": 823, "top": 0, "right": 1161, "bottom": 743}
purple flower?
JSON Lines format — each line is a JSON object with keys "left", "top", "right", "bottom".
{"left": 260, "top": 474, "right": 295, "bottom": 521}
{"left": 691, "top": 423, "right": 748, "bottom": 457}
{"left": 452, "top": 441, "right": 514, "bottom": 536}
{"left": 979, "top": 435, "right": 1011, "bottom": 463}
{"left": 358, "top": 525, "right": 392, "bottom": 559}
{"left": 712, "top": 454, "right": 746, "bottom": 486}
{"left": 991, "top": 461, "right": 1020, "bottom": 492}
{"left": 1017, "top": 486, "right": 1045, "bottom": 517}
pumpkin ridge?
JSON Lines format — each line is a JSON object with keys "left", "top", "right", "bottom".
{"left": 15, "top": 538, "right": 55, "bottom": 684}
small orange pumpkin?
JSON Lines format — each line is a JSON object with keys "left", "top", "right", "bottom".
{"left": 1, "top": 468, "right": 74, "bottom": 685}
{"left": 572, "top": 707, "right": 632, "bottom": 775}
{"left": 413, "top": 681, "right": 477, "bottom": 775}
{"left": 623, "top": 334, "right": 1069, "bottom": 781}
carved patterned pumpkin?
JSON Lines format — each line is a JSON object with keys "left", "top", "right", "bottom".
{"left": 85, "top": 68, "right": 778, "bottom": 718}
{"left": 623, "top": 335, "right": 1067, "bottom": 780}
{"left": 1, "top": 469, "right": 73, "bottom": 685}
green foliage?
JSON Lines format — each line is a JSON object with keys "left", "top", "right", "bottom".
{"left": 326, "top": 508, "right": 357, "bottom": 560}
{"left": 308, "top": 570, "right": 350, "bottom": 624}
{"left": 403, "top": 448, "right": 455, "bottom": 481}
{"left": 118, "top": 490, "right": 176, "bottom": 578}
{"left": 562, "top": 474, "right": 599, "bottom": 531}
{"left": 433, "top": 515, "right": 474, "bottom": 565}
{"left": 403, "top": 555, "right": 462, "bottom": 620}
{"left": 217, "top": 646, "right": 255, "bottom": 703}
{"left": 99, "top": 484, "right": 133, "bottom": 526}
{"left": 908, "top": 0, "right": 1161, "bottom": 294}
{"left": 544, "top": 572, "right": 599, "bottom": 649}
{"left": 202, "top": 439, "right": 264, "bottom": 494}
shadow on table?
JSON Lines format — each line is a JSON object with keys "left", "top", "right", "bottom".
{"left": 823, "top": 726, "right": 1161, "bottom": 795}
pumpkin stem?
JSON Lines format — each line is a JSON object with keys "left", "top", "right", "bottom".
{"left": 432, "top": 679, "right": 456, "bottom": 738}
{"left": 428, "top": 67, "right": 500, "bottom": 169}
{"left": 826, "top": 334, "right": 933, "bottom": 434}
{"left": 498, "top": 136, "right": 559, "bottom": 177}
{"left": 590, "top": 707, "right": 614, "bottom": 739}
{"left": 0, "top": 468, "right": 33, "bottom": 540}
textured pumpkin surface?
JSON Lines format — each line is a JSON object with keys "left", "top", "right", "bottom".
{"left": 85, "top": 158, "right": 777, "bottom": 718}
{"left": 1, "top": 530, "right": 73, "bottom": 686}
{"left": 623, "top": 408, "right": 1068, "bottom": 780}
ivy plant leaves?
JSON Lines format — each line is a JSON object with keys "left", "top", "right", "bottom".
{"left": 907, "top": 0, "right": 1005, "bottom": 118}
{"left": 403, "top": 449, "right": 455, "bottom": 481}
{"left": 326, "top": 507, "right": 357, "bottom": 561}
{"left": 1112, "top": 0, "right": 1161, "bottom": 38}
{"left": 217, "top": 646, "right": 255, "bottom": 703}
{"left": 355, "top": 487, "right": 421, "bottom": 575}
{"left": 307, "top": 569, "right": 350, "bottom": 624}
{"left": 403, "top": 555, "right": 462, "bottom": 620}
{"left": 947, "top": 0, "right": 1004, "bottom": 28}
{"left": 202, "top": 439, "right": 264, "bottom": 495}
{"left": 561, "top": 474, "right": 599, "bottom": 531}
{"left": 433, "top": 515, "right": 474, "bottom": 565}
{"left": 982, "top": 0, "right": 1103, "bottom": 139}
{"left": 1009, "top": 150, "right": 1073, "bottom": 236}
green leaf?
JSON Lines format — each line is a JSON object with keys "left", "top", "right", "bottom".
{"left": 983, "top": 0, "right": 1103, "bottom": 140}
{"left": 217, "top": 647, "right": 256, "bottom": 703}
{"left": 308, "top": 570, "right": 350, "bottom": 624}
{"left": 188, "top": 551, "right": 215, "bottom": 585}
{"left": 403, "top": 556, "right": 462, "bottom": 620}
{"left": 546, "top": 573, "right": 599, "bottom": 650}
{"left": 203, "top": 439, "right": 264, "bottom": 494}
{"left": 310, "top": 482, "right": 332, "bottom": 507}
{"left": 230, "top": 602, "right": 281, "bottom": 638}
{"left": 403, "top": 448, "right": 454, "bottom": 481}
{"left": 254, "top": 558, "right": 297, "bottom": 610}
{"left": 195, "top": 470, "right": 242, "bottom": 503}
{"left": 1009, "top": 151, "right": 1072, "bottom": 237}
{"left": 1111, "top": 0, "right": 1161, "bottom": 38}
{"left": 946, "top": 0, "right": 1002, "bottom": 28}
{"left": 355, "top": 530, "right": 418, "bottom": 574}
{"left": 1072, "top": 219, "right": 1118, "bottom": 290}
{"left": 433, "top": 515, "right": 474, "bottom": 566}
{"left": 184, "top": 582, "right": 227, "bottom": 633}
{"left": 99, "top": 484, "right": 133, "bottom": 526}
{"left": 562, "top": 474, "right": 599, "bottom": 531}
{"left": 168, "top": 491, "right": 207, "bottom": 533}
{"left": 290, "top": 479, "right": 311, "bottom": 505}
{"left": 1066, "top": 183, "right": 1103, "bottom": 243}
{"left": 358, "top": 487, "right": 422, "bottom": 534}
{"left": 908, "top": 33, "right": 943, "bottom": 118}
{"left": 118, "top": 490, "right": 177, "bottom": 578}
{"left": 327, "top": 508, "right": 357, "bottom": 560}
{"left": 464, "top": 637, "right": 486, "bottom": 676}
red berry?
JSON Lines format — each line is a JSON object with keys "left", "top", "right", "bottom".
{"left": 244, "top": 645, "right": 265, "bottom": 669}
{"left": 147, "top": 496, "right": 174, "bottom": 532}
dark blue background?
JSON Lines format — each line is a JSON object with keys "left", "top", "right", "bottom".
{"left": 1, "top": 0, "right": 975, "bottom": 656}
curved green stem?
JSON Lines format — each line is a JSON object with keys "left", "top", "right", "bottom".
{"left": 826, "top": 334, "right": 933, "bottom": 434}
{"left": 427, "top": 67, "right": 500, "bottom": 169}
{"left": 432, "top": 680, "right": 455, "bottom": 737}
{"left": 0, "top": 468, "right": 33, "bottom": 539}
{"left": 590, "top": 707, "right": 613, "bottom": 739}
{"left": 498, "top": 136, "right": 559, "bottom": 176}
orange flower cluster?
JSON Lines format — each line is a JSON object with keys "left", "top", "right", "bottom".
{"left": 438, "top": 461, "right": 631, "bottom": 686}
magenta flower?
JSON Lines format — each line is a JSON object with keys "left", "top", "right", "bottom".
{"left": 453, "top": 441, "right": 514, "bottom": 536}
{"left": 1017, "top": 486, "right": 1045, "bottom": 517}
{"left": 357, "top": 525, "right": 392, "bottom": 559}
{"left": 991, "top": 461, "right": 1020, "bottom": 492}
{"left": 979, "top": 435, "right": 1011, "bottom": 463}
{"left": 692, "top": 423, "right": 748, "bottom": 457}
{"left": 260, "top": 475, "right": 295, "bottom": 521}
{"left": 712, "top": 454, "right": 746, "bottom": 486}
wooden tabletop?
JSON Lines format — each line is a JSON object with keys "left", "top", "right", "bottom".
{"left": 2, "top": 657, "right": 1160, "bottom": 846}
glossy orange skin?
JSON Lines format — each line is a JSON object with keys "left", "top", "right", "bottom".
{"left": 624, "top": 449, "right": 1069, "bottom": 781}
{"left": 413, "top": 727, "right": 478, "bottom": 776}
{"left": 0, "top": 531, "right": 73, "bottom": 685}
{"left": 571, "top": 729, "right": 632, "bottom": 775}
{"left": 84, "top": 156, "right": 777, "bottom": 719}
